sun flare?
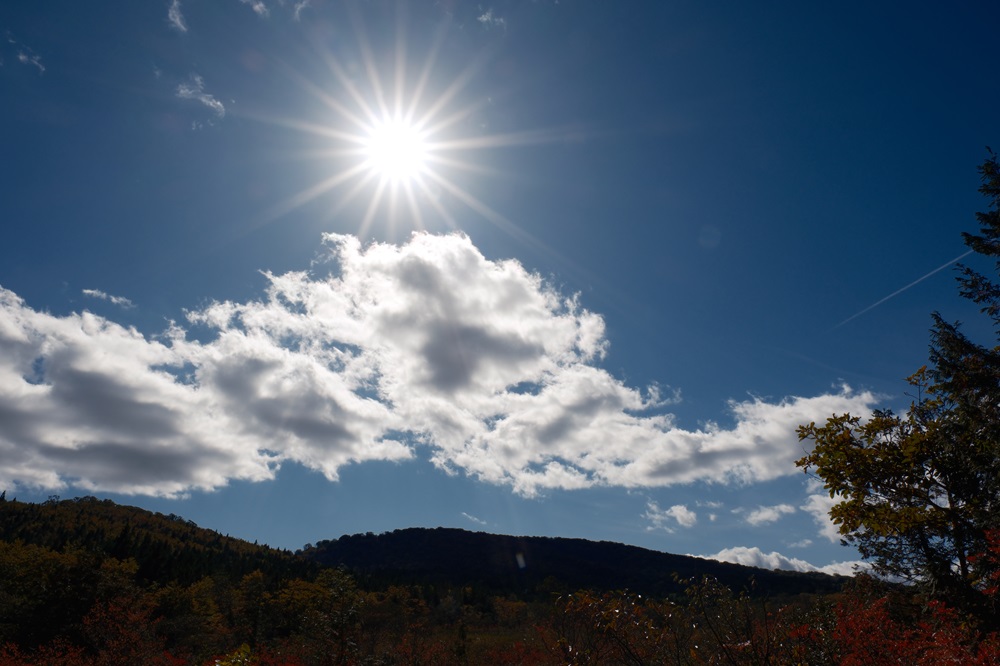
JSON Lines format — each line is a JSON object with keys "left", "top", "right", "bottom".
{"left": 363, "top": 117, "right": 429, "bottom": 184}
{"left": 263, "top": 10, "right": 571, "bottom": 242}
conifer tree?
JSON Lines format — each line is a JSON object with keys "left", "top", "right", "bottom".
{"left": 798, "top": 152, "right": 1000, "bottom": 625}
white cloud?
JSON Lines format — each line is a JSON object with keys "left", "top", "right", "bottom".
{"left": 801, "top": 480, "right": 843, "bottom": 543}
{"left": 820, "top": 559, "right": 869, "bottom": 577}
{"left": 82, "top": 289, "right": 134, "bottom": 309}
{"left": 5, "top": 37, "right": 42, "bottom": 75}
{"left": 461, "top": 512, "right": 487, "bottom": 525}
{"left": 240, "top": 0, "right": 270, "bottom": 18}
{"left": 176, "top": 74, "right": 226, "bottom": 118}
{"left": 697, "top": 500, "right": 722, "bottom": 521}
{"left": 168, "top": 0, "right": 188, "bottom": 32}
{"left": 292, "top": 0, "right": 310, "bottom": 21}
{"left": 787, "top": 538, "right": 812, "bottom": 548}
{"left": 17, "top": 52, "right": 44, "bottom": 74}
{"left": 0, "top": 233, "right": 879, "bottom": 498}
{"left": 478, "top": 9, "right": 506, "bottom": 31}
{"left": 744, "top": 503, "right": 796, "bottom": 526}
{"left": 6, "top": 32, "right": 44, "bottom": 73}
{"left": 703, "top": 546, "right": 865, "bottom": 576}
{"left": 645, "top": 501, "right": 697, "bottom": 531}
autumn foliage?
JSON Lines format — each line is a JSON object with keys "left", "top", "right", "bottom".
{"left": 3, "top": 524, "right": 1000, "bottom": 665}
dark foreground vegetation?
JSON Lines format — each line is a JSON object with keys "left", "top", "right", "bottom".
{"left": 2, "top": 155, "right": 999, "bottom": 664}
{"left": 1, "top": 494, "right": 999, "bottom": 665}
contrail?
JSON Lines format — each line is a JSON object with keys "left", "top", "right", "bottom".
{"left": 835, "top": 249, "right": 974, "bottom": 329}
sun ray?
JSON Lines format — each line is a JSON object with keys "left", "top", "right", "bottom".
{"left": 402, "top": 181, "right": 426, "bottom": 231}
{"left": 414, "top": 55, "right": 489, "bottom": 133}
{"left": 404, "top": 20, "right": 452, "bottom": 126}
{"left": 235, "top": 2, "right": 610, "bottom": 246}
{"left": 423, "top": 153, "right": 503, "bottom": 178}
{"left": 346, "top": 3, "right": 391, "bottom": 123}
{"left": 358, "top": 178, "right": 390, "bottom": 239}
{"left": 422, "top": 169, "right": 558, "bottom": 258}
{"left": 262, "top": 163, "right": 371, "bottom": 222}
{"left": 393, "top": 2, "right": 409, "bottom": 120}
{"left": 295, "top": 59, "right": 378, "bottom": 132}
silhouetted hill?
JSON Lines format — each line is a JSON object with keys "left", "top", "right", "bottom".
{"left": 0, "top": 495, "right": 310, "bottom": 585}
{"left": 303, "top": 527, "right": 847, "bottom": 600}
{"left": 0, "top": 496, "right": 846, "bottom": 601}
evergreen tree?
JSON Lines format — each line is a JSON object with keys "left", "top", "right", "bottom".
{"left": 798, "top": 152, "right": 1000, "bottom": 625}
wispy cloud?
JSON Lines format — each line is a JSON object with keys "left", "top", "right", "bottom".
{"left": 645, "top": 501, "right": 697, "bottom": 531}
{"left": 0, "top": 233, "right": 878, "bottom": 498}
{"left": 292, "top": 0, "right": 310, "bottom": 21}
{"left": 176, "top": 74, "right": 226, "bottom": 118}
{"left": 461, "top": 512, "right": 487, "bottom": 526}
{"left": 478, "top": 9, "right": 507, "bottom": 31}
{"left": 240, "top": 0, "right": 270, "bottom": 18}
{"left": 743, "top": 503, "right": 796, "bottom": 526}
{"left": 6, "top": 34, "right": 45, "bottom": 74}
{"left": 17, "top": 52, "right": 44, "bottom": 74}
{"left": 168, "top": 0, "right": 188, "bottom": 32}
{"left": 82, "top": 289, "right": 135, "bottom": 309}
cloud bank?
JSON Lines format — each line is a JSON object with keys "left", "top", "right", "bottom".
{"left": 704, "top": 546, "right": 865, "bottom": 577}
{"left": 0, "top": 233, "right": 878, "bottom": 497}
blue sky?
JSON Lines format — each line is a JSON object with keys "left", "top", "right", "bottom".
{"left": 1, "top": 1, "right": 998, "bottom": 575}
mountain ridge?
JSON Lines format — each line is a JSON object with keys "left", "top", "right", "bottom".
{"left": 0, "top": 496, "right": 846, "bottom": 599}
{"left": 302, "top": 525, "right": 847, "bottom": 599}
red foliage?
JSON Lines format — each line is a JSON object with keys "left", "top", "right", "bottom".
{"left": 828, "top": 591, "right": 1000, "bottom": 666}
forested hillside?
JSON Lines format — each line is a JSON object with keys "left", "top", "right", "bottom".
{"left": 0, "top": 494, "right": 307, "bottom": 584}
{"left": 304, "top": 527, "right": 844, "bottom": 599}
{"left": 2, "top": 494, "right": 1000, "bottom": 664}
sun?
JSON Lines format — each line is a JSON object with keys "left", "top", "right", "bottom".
{"left": 260, "top": 8, "right": 572, "bottom": 242}
{"left": 363, "top": 116, "right": 429, "bottom": 184}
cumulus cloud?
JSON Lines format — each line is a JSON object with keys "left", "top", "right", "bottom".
{"left": 703, "top": 546, "right": 864, "bottom": 576}
{"left": 240, "top": 0, "right": 270, "bottom": 17}
{"left": 176, "top": 74, "right": 225, "bottom": 118}
{"left": 0, "top": 233, "right": 879, "bottom": 498}
{"left": 645, "top": 501, "right": 697, "bottom": 531}
{"left": 744, "top": 503, "right": 796, "bottom": 526}
{"left": 168, "top": 0, "right": 188, "bottom": 32}
{"left": 82, "top": 289, "right": 134, "bottom": 309}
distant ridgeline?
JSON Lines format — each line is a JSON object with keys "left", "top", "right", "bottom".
{"left": 0, "top": 495, "right": 853, "bottom": 660}
{"left": 0, "top": 496, "right": 845, "bottom": 599}
{"left": 302, "top": 527, "right": 847, "bottom": 600}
